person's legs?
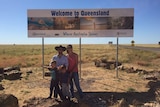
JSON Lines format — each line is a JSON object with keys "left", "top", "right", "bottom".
{"left": 54, "top": 81, "right": 59, "bottom": 98}
{"left": 54, "top": 82, "right": 64, "bottom": 100}
{"left": 54, "top": 89, "right": 57, "bottom": 98}
{"left": 70, "top": 78, "right": 74, "bottom": 98}
{"left": 65, "top": 84, "right": 71, "bottom": 99}
{"left": 61, "top": 83, "right": 65, "bottom": 97}
{"left": 73, "top": 72, "right": 83, "bottom": 98}
{"left": 49, "top": 79, "right": 54, "bottom": 98}
{"left": 62, "top": 83, "right": 71, "bottom": 100}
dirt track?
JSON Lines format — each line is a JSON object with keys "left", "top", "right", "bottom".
{"left": 120, "top": 45, "right": 160, "bottom": 53}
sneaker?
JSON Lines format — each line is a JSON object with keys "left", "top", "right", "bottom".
{"left": 47, "top": 96, "right": 52, "bottom": 99}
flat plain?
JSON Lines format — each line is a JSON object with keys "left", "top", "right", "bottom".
{"left": 0, "top": 44, "right": 160, "bottom": 106}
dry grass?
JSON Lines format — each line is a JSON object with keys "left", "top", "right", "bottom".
{"left": 0, "top": 44, "right": 159, "bottom": 70}
{"left": 0, "top": 44, "right": 160, "bottom": 106}
{"left": 122, "top": 44, "right": 160, "bottom": 47}
{"left": 0, "top": 64, "right": 150, "bottom": 106}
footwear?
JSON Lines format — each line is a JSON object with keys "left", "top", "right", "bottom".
{"left": 47, "top": 96, "right": 52, "bottom": 99}
{"left": 54, "top": 98, "right": 63, "bottom": 102}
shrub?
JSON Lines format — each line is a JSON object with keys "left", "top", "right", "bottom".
{"left": 127, "top": 87, "right": 136, "bottom": 92}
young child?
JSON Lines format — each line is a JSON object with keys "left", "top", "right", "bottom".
{"left": 45, "top": 60, "right": 57, "bottom": 99}
{"left": 59, "top": 65, "right": 71, "bottom": 100}
{"left": 44, "top": 60, "right": 63, "bottom": 99}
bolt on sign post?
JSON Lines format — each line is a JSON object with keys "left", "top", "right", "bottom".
{"left": 27, "top": 8, "right": 134, "bottom": 78}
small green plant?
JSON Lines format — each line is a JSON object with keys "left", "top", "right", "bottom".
{"left": 127, "top": 87, "right": 136, "bottom": 92}
{"left": 21, "top": 90, "right": 31, "bottom": 94}
{"left": 104, "top": 88, "right": 109, "bottom": 90}
{"left": 25, "top": 73, "right": 30, "bottom": 80}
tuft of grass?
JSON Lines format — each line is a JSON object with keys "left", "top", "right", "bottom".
{"left": 21, "top": 90, "right": 31, "bottom": 94}
{"left": 25, "top": 73, "right": 30, "bottom": 80}
{"left": 127, "top": 87, "right": 136, "bottom": 92}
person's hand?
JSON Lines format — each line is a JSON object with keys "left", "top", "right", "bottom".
{"left": 57, "top": 66, "right": 62, "bottom": 70}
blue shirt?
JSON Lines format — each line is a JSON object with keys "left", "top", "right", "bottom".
{"left": 48, "top": 67, "right": 57, "bottom": 80}
{"left": 52, "top": 54, "right": 68, "bottom": 69}
{"left": 50, "top": 70, "right": 56, "bottom": 80}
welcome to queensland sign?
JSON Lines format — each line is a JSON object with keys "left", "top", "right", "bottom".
{"left": 27, "top": 8, "right": 134, "bottom": 38}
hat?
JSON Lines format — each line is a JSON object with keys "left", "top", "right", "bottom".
{"left": 55, "top": 45, "right": 66, "bottom": 51}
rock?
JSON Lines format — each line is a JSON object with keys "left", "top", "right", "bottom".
{"left": 26, "top": 70, "right": 32, "bottom": 75}
{"left": 132, "top": 99, "right": 143, "bottom": 107}
{"left": 144, "top": 76, "right": 157, "bottom": 80}
{"left": 95, "top": 60, "right": 103, "bottom": 67}
{"left": 95, "top": 60, "right": 121, "bottom": 70}
{"left": 4, "top": 70, "right": 22, "bottom": 80}
{"left": 4, "top": 67, "right": 12, "bottom": 72}
{"left": 144, "top": 102, "right": 157, "bottom": 107}
{"left": 117, "top": 65, "right": 125, "bottom": 70}
{"left": 146, "top": 81, "right": 160, "bottom": 89}
{"left": 44, "top": 72, "right": 51, "bottom": 77}
{"left": 12, "top": 66, "right": 21, "bottom": 71}
{"left": 0, "top": 74, "right": 3, "bottom": 82}
{"left": 101, "top": 58, "right": 108, "bottom": 63}
{"left": 0, "top": 94, "right": 19, "bottom": 107}
{"left": 0, "top": 84, "right": 4, "bottom": 90}
{"left": 126, "top": 67, "right": 135, "bottom": 73}
{"left": 0, "top": 68, "right": 4, "bottom": 74}
{"left": 155, "top": 88, "right": 160, "bottom": 103}
{"left": 110, "top": 64, "right": 115, "bottom": 69}
{"left": 4, "top": 66, "right": 20, "bottom": 72}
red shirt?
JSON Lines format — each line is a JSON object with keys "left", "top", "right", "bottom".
{"left": 67, "top": 52, "right": 78, "bottom": 72}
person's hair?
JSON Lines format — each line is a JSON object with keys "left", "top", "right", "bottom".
{"left": 51, "top": 60, "right": 56, "bottom": 64}
{"left": 67, "top": 44, "right": 72, "bottom": 49}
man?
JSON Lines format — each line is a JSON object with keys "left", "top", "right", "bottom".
{"left": 51, "top": 45, "right": 68, "bottom": 99}
{"left": 52, "top": 45, "right": 68, "bottom": 68}
{"left": 66, "top": 44, "right": 83, "bottom": 98}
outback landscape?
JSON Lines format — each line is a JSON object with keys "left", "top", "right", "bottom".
{"left": 0, "top": 44, "right": 160, "bottom": 107}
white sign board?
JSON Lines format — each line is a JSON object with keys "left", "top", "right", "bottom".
{"left": 28, "top": 8, "right": 134, "bottom": 38}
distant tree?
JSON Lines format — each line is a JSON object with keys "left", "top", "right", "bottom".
{"left": 159, "top": 41, "right": 160, "bottom": 45}
{"left": 108, "top": 41, "right": 113, "bottom": 45}
{"left": 131, "top": 40, "right": 135, "bottom": 46}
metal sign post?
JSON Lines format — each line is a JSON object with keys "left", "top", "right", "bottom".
{"left": 79, "top": 38, "right": 82, "bottom": 79}
{"left": 116, "top": 36, "right": 119, "bottom": 78}
{"left": 42, "top": 37, "right": 44, "bottom": 78}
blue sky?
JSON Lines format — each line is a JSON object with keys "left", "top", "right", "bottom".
{"left": 0, "top": 0, "right": 160, "bottom": 44}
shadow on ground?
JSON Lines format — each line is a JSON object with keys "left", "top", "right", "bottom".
{"left": 21, "top": 80, "right": 160, "bottom": 107}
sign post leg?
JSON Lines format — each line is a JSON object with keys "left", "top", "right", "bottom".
{"left": 116, "top": 37, "right": 119, "bottom": 78}
{"left": 42, "top": 37, "right": 44, "bottom": 78}
{"left": 79, "top": 38, "right": 81, "bottom": 79}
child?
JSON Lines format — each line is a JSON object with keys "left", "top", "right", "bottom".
{"left": 59, "top": 65, "right": 71, "bottom": 100}
{"left": 45, "top": 60, "right": 57, "bottom": 99}
{"left": 44, "top": 60, "right": 63, "bottom": 99}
